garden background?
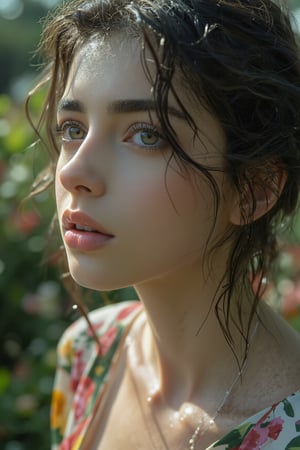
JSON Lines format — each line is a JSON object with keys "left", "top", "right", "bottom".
{"left": 0, "top": 1, "right": 300, "bottom": 449}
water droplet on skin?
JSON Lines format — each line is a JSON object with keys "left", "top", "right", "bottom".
{"left": 184, "top": 405, "right": 194, "bottom": 416}
{"left": 169, "top": 411, "right": 180, "bottom": 427}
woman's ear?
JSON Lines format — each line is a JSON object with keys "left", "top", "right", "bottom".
{"left": 229, "top": 165, "right": 287, "bottom": 226}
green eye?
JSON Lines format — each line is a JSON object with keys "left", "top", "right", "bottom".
{"left": 124, "top": 123, "right": 167, "bottom": 150}
{"left": 57, "top": 120, "right": 86, "bottom": 142}
{"left": 139, "top": 130, "right": 160, "bottom": 146}
{"left": 65, "top": 125, "right": 85, "bottom": 141}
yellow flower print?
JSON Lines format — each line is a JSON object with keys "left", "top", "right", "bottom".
{"left": 51, "top": 389, "right": 67, "bottom": 433}
{"left": 94, "top": 365, "right": 104, "bottom": 376}
{"left": 59, "top": 338, "right": 73, "bottom": 359}
{"left": 73, "top": 434, "right": 84, "bottom": 450}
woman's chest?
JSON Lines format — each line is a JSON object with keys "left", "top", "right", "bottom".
{"left": 82, "top": 366, "right": 232, "bottom": 450}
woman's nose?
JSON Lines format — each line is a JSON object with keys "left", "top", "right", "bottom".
{"left": 58, "top": 137, "right": 106, "bottom": 197}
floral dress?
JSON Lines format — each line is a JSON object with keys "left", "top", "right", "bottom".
{"left": 50, "top": 301, "right": 300, "bottom": 450}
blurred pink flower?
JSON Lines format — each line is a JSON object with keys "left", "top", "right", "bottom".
{"left": 11, "top": 209, "right": 40, "bottom": 235}
{"left": 281, "top": 277, "right": 300, "bottom": 318}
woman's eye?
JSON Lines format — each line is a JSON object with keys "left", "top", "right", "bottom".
{"left": 56, "top": 121, "right": 86, "bottom": 142}
{"left": 124, "top": 123, "right": 167, "bottom": 150}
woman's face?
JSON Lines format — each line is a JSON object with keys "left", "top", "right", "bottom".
{"left": 55, "top": 35, "right": 237, "bottom": 291}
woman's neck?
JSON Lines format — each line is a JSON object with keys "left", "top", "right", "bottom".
{"left": 133, "top": 261, "right": 250, "bottom": 407}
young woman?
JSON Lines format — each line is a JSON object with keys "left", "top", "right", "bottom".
{"left": 27, "top": 0, "right": 300, "bottom": 449}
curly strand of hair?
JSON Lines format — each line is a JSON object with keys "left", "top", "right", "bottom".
{"left": 61, "top": 269, "right": 103, "bottom": 354}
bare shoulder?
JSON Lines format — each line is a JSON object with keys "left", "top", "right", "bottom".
{"left": 235, "top": 303, "right": 300, "bottom": 417}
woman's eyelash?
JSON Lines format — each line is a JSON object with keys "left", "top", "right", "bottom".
{"left": 55, "top": 120, "right": 83, "bottom": 134}
{"left": 124, "top": 122, "right": 167, "bottom": 149}
{"left": 55, "top": 120, "right": 167, "bottom": 150}
{"left": 128, "top": 122, "right": 161, "bottom": 134}
{"left": 55, "top": 120, "right": 86, "bottom": 142}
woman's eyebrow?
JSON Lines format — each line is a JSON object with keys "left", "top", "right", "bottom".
{"left": 57, "top": 98, "right": 85, "bottom": 113}
{"left": 108, "top": 99, "right": 186, "bottom": 119}
{"left": 57, "top": 98, "right": 185, "bottom": 119}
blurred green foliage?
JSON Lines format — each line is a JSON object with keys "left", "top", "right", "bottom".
{"left": 0, "top": 91, "right": 69, "bottom": 449}
{"left": 0, "top": 1, "right": 300, "bottom": 450}
{"left": 0, "top": 90, "right": 134, "bottom": 450}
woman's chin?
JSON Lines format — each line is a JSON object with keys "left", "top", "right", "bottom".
{"left": 67, "top": 266, "right": 128, "bottom": 292}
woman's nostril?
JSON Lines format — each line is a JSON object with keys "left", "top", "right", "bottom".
{"left": 76, "top": 185, "right": 92, "bottom": 193}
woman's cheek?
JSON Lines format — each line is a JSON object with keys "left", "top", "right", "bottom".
{"left": 123, "top": 168, "right": 203, "bottom": 232}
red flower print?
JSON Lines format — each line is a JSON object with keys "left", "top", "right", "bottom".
{"left": 267, "top": 417, "right": 283, "bottom": 440}
{"left": 98, "top": 326, "right": 118, "bottom": 357}
{"left": 240, "top": 426, "right": 269, "bottom": 450}
{"left": 86, "top": 321, "right": 104, "bottom": 338}
{"left": 240, "top": 416, "right": 283, "bottom": 449}
{"left": 60, "top": 417, "right": 90, "bottom": 450}
{"left": 116, "top": 303, "right": 141, "bottom": 321}
{"left": 70, "top": 350, "right": 86, "bottom": 392}
{"left": 73, "top": 376, "right": 95, "bottom": 423}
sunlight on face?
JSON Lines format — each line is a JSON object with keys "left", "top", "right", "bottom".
{"left": 55, "top": 34, "right": 236, "bottom": 292}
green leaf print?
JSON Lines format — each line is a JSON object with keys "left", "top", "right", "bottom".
{"left": 285, "top": 435, "right": 300, "bottom": 449}
{"left": 283, "top": 399, "right": 295, "bottom": 418}
{"left": 51, "top": 427, "right": 63, "bottom": 445}
{"left": 61, "top": 363, "right": 72, "bottom": 374}
{"left": 213, "top": 423, "right": 252, "bottom": 448}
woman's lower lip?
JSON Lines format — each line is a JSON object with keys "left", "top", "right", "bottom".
{"left": 64, "top": 229, "right": 114, "bottom": 251}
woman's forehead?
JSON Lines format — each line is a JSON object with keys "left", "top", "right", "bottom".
{"left": 64, "top": 35, "right": 153, "bottom": 97}
{"left": 60, "top": 33, "right": 225, "bottom": 154}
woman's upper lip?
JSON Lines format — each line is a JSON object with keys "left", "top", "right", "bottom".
{"left": 62, "top": 210, "right": 114, "bottom": 236}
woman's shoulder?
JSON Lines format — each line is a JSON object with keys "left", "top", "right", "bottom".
{"left": 212, "top": 391, "right": 300, "bottom": 449}
{"left": 56, "top": 300, "right": 142, "bottom": 362}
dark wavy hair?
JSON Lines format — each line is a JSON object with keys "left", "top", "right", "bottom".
{"left": 27, "top": 0, "right": 300, "bottom": 362}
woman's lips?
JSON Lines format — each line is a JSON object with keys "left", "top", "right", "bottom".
{"left": 62, "top": 210, "right": 114, "bottom": 251}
